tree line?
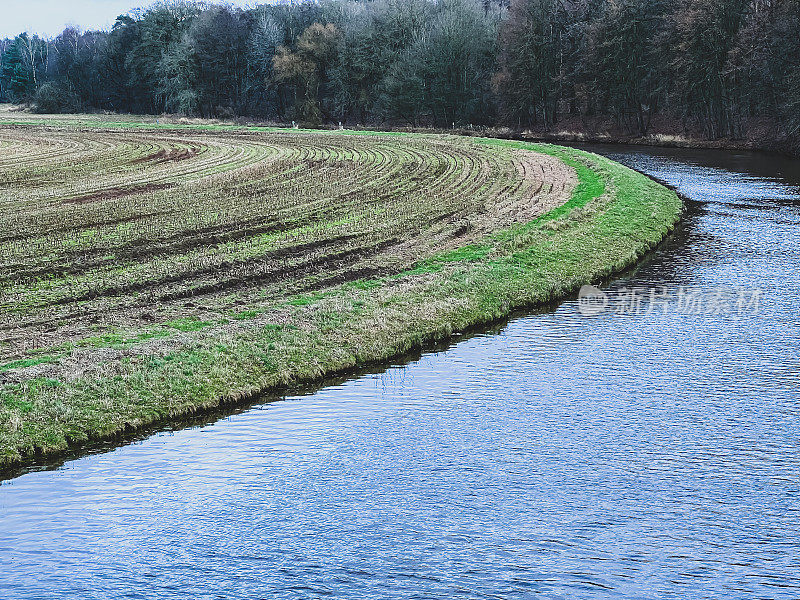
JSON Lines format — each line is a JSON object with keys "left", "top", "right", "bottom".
{"left": 1, "top": 0, "right": 799, "bottom": 150}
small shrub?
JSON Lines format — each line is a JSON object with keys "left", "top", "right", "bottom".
{"left": 33, "top": 82, "right": 82, "bottom": 114}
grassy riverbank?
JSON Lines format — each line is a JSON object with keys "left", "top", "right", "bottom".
{"left": 521, "top": 128, "right": 800, "bottom": 156}
{"left": 0, "top": 116, "right": 682, "bottom": 468}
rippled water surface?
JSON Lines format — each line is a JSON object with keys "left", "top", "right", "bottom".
{"left": 3, "top": 146, "right": 800, "bottom": 599}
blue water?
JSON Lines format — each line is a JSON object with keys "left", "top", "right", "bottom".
{"left": 2, "top": 146, "right": 799, "bottom": 599}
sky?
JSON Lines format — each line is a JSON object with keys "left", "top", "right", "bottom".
{"left": 1, "top": 0, "right": 261, "bottom": 39}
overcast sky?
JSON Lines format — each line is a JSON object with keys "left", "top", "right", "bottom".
{"left": 1, "top": 1, "right": 261, "bottom": 39}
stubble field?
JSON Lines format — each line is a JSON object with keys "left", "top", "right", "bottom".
{"left": 0, "top": 124, "right": 574, "bottom": 359}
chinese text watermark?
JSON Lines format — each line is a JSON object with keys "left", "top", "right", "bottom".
{"left": 577, "top": 285, "right": 764, "bottom": 317}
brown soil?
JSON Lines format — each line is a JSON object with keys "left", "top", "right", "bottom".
{"left": 132, "top": 145, "right": 202, "bottom": 165}
{"left": 63, "top": 183, "right": 175, "bottom": 205}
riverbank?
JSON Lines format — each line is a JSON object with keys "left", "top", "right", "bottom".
{"left": 0, "top": 119, "right": 682, "bottom": 471}
{"left": 520, "top": 129, "right": 800, "bottom": 157}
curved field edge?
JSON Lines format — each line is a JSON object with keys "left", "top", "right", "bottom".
{"left": 0, "top": 139, "right": 682, "bottom": 469}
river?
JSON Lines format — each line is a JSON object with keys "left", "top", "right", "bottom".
{"left": 2, "top": 145, "right": 799, "bottom": 599}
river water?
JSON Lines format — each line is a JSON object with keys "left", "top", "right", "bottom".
{"left": 2, "top": 145, "right": 799, "bottom": 599}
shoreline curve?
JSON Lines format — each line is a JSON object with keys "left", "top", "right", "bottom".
{"left": 0, "top": 124, "right": 682, "bottom": 475}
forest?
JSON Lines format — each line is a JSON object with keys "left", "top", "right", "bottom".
{"left": 1, "top": 0, "right": 799, "bottom": 151}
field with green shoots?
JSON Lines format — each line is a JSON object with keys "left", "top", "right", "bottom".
{"left": 0, "top": 113, "right": 682, "bottom": 469}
